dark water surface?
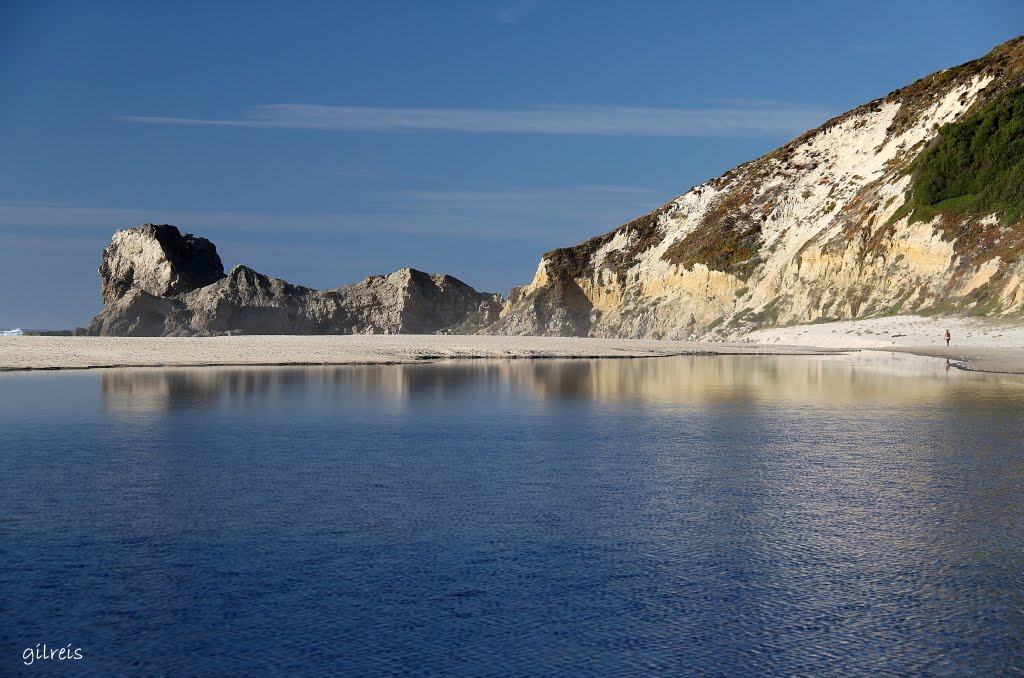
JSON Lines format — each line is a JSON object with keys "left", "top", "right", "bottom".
{"left": 2, "top": 353, "right": 1022, "bottom": 676}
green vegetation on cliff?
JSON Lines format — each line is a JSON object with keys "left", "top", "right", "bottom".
{"left": 903, "top": 87, "right": 1024, "bottom": 226}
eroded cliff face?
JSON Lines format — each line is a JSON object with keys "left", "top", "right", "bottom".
{"left": 88, "top": 225, "right": 503, "bottom": 336}
{"left": 492, "top": 37, "right": 1024, "bottom": 339}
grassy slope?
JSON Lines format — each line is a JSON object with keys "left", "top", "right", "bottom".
{"left": 903, "top": 87, "right": 1024, "bottom": 226}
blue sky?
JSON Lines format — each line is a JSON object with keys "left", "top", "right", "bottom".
{"left": 1, "top": 1, "right": 1021, "bottom": 328}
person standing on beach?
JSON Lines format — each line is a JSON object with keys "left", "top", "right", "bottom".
{"left": 945, "top": 329, "right": 951, "bottom": 346}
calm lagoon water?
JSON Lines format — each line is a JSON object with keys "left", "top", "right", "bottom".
{"left": 1, "top": 352, "right": 1023, "bottom": 675}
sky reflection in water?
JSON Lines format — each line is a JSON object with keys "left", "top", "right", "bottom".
{"left": 1, "top": 352, "right": 1022, "bottom": 675}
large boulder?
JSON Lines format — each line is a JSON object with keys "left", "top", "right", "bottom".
{"left": 98, "top": 224, "right": 225, "bottom": 304}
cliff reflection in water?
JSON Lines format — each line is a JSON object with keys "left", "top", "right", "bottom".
{"left": 100, "top": 351, "right": 1024, "bottom": 413}
{"left": 11, "top": 349, "right": 1023, "bottom": 675}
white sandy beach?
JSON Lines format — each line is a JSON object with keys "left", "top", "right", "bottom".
{"left": 2, "top": 315, "right": 1023, "bottom": 373}
{"left": 745, "top": 315, "right": 1024, "bottom": 373}
{"left": 0, "top": 334, "right": 823, "bottom": 372}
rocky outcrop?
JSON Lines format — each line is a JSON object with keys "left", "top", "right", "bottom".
{"left": 88, "top": 226, "right": 503, "bottom": 336}
{"left": 493, "top": 36, "right": 1024, "bottom": 339}
{"left": 89, "top": 289, "right": 190, "bottom": 337}
{"left": 99, "top": 224, "right": 225, "bottom": 304}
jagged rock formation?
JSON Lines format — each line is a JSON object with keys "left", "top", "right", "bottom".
{"left": 492, "top": 36, "right": 1024, "bottom": 338}
{"left": 88, "top": 225, "right": 503, "bottom": 336}
{"left": 99, "top": 224, "right": 225, "bottom": 304}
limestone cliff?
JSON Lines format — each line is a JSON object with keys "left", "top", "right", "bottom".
{"left": 492, "top": 37, "right": 1024, "bottom": 338}
{"left": 88, "top": 225, "right": 503, "bottom": 336}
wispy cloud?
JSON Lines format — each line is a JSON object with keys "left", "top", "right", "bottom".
{"left": 853, "top": 43, "right": 885, "bottom": 54}
{"left": 334, "top": 167, "right": 372, "bottom": 178}
{"left": 118, "top": 102, "right": 834, "bottom": 138}
{"left": 495, "top": 0, "right": 537, "bottom": 23}
{"left": 388, "top": 186, "right": 661, "bottom": 226}
{"left": 0, "top": 185, "right": 665, "bottom": 241}
{"left": 397, "top": 185, "right": 654, "bottom": 205}
{"left": 702, "top": 97, "right": 804, "bottom": 109}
